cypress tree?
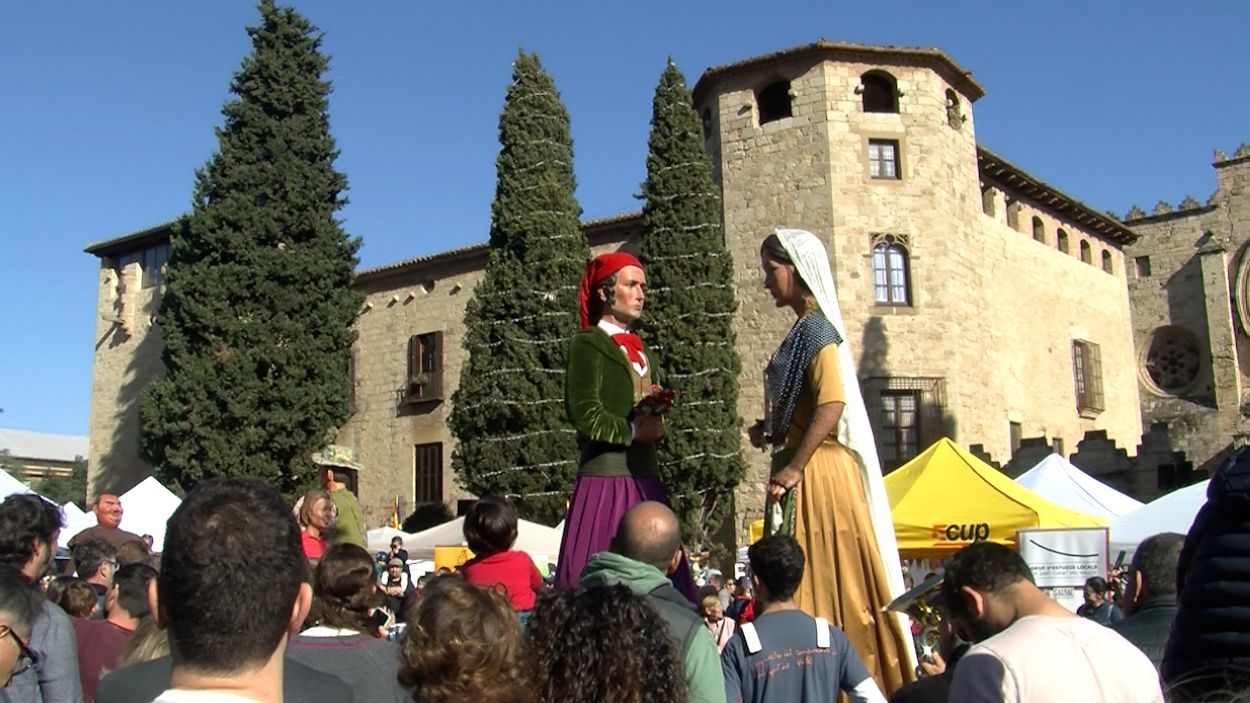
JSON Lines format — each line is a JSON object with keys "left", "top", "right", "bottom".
{"left": 450, "top": 51, "right": 588, "bottom": 523}
{"left": 139, "top": 0, "right": 361, "bottom": 494}
{"left": 637, "top": 60, "right": 746, "bottom": 551}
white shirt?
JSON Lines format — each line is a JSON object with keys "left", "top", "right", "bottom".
{"left": 597, "top": 319, "right": 648, "bottom": 375}
{"left": 949, "top": 615, "right": 1163, "bottom": 703}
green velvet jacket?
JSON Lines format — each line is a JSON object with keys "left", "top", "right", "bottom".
{"left": 565, "top": 326, "right": 658, "bottom": 477}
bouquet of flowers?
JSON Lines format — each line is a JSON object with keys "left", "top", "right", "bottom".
{"left": 635, "top": 385, "right": 676, "bottom": 416}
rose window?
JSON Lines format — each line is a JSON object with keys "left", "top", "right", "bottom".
{"left": 1144, "top": 329, "right": 1201, "bottom": 394}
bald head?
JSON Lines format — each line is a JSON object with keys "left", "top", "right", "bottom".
{"left": 611, "top": 501, "right": 682, "bottom": 574}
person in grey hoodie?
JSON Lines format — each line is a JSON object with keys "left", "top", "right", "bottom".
{"left": 578, "top": 502, "right": 723, "bottom": 703}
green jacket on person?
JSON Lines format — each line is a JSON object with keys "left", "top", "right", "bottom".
{"left": 580, "top": 552, "right": 723, "bottom": 703}
{"left": 565, "top": 326, "right": 658, "bottom": 477}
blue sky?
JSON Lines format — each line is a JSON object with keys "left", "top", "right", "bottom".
{"left": 1, "top": 1, "right": 1244, "bottom": 436}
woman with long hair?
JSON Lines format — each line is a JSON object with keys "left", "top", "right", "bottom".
{"left": 289, "top": 544, "right": 408, "bottom": 703}
{"left": 525, "top": 585, "right": 686, "bottom": 703}
{"left": 398, "top": 575, "right": 530, "bottom": 703}
{"left": 751, "top": 229, "right": 912, "bottom": 693}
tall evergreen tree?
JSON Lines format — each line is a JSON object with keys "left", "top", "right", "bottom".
{"left": 450, "top": 52, "right": 588, "bottom": 523}
{"left": 637, "top": 61, "right": 746, "bottom": 551}
{"left": 139, "top": 0, "right": 361, "bottom": 495}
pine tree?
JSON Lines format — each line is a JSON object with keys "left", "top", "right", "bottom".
{"left": 637, "top": 61, "right": 746, "bottom": 551}
{"left": 450, "top": 52, "right": 588, "bottom": 523}
{"left": 139, "top": 0, "right": 361, "bottom": 495}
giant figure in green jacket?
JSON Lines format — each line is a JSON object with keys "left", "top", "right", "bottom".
{"left": 554, "top": 251, "right": 694, "bottom": 599}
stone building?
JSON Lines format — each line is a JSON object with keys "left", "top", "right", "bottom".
{"left": 84, "top": 41, "right": 1155, "bottom": 537}
{"left": 0, "top": 428, "right": 87, "bottom": 483}
{"left": 1120, "top": 146, "right": 1250, "bottom": 481}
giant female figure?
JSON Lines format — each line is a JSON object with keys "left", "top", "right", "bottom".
{"left": 751, "top": 229, "right": 913, "bottom": 693}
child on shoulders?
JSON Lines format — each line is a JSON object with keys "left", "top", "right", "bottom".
{"left": 459, "top": 496, "right": 543, "bottom": 620}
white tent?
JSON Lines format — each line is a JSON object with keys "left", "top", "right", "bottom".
{"left": 1109, "top": 480, "right": 1210, "bottom": 558}
{"left": 62, "top": 502, "right": 86, "bottom": 520}
{"left": 397, "top": 517, "right": 562, "bottom": 564}
{"left": 59, "top": 509, "right": 97, "bottom": 549}
{"left": 118, "top": 477, "right": 182, "bottom": 552}
{"left": 0, "top": 469, "right": 32, "bottom": 500}
{"left": 1016, "top": 454, "right": 1145, "bottom": 520}
{"left": 365, "top": 526, "right": 410, "bottom": 555}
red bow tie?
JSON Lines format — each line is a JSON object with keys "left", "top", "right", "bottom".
{"left": 611, "top": 332, "right": 646, "bottom": 368}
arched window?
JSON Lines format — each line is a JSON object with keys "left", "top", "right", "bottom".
{"left": 945, "top": 89, "right": 962, "bottom": 129}
{"left": 1057, "top": 229, "right": 1070, "bottom": 254}
{"left": 1032, "top": 216, "right": 1045, "bottom": 243}
{"left": 701, "top": 108, "right": 713, "bottom": 141}
{"left": 1006, "top": 199, "right": 1021, "bottom": 231}
{"left": 757, "top": 80, "right": 792, "bottom": 125}
{"left": 1102, "top": 250, "right": 1114, "bottom": 274}
{"left": 1080, "top": 240, "right": 1092, "bottom": 265}
{"left": 871, "top": 234, "right": 911, "bottom": 306}
{"left": 861, "top": 71, "right": 898, "bottom": 113}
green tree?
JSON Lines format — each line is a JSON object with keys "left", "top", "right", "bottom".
{"left": 36, "top": 457, "right": 88, "bottom": 508}
{"left": 637, "top": 61, "right": 746, "bottom": 551}
{"left": 139, "top": 0, "right": 361, "bottom": 494}
{"left": 450, "top": 51, "right": 588, "bottom": 523}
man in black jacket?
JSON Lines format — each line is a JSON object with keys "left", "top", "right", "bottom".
{"left": 1110, "top": 532, "right": 1183, "bottom": 672}
{"left": 1162, "top": 446, "right": 1250, "bottom": 701}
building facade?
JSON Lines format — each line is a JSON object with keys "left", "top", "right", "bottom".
{"left": 85, "top": 41, "right": 1181, "bottom": 539}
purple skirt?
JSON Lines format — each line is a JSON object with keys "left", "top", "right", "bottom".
{"left": 555, "top": 475, "right": 696, "bottom": 602}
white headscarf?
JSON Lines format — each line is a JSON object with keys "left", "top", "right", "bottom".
{"left": 775, "top": 228, "right": 911, "bottom": 636}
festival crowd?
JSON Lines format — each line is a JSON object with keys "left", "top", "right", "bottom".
{"left": 0, "top": 230, "right": 1245, "bottom": 703}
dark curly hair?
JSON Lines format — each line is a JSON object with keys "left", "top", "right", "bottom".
{"left": 305, "top": 544, "right": 377, "bottom": 635}
{"left": 398, "top": 575, "right": 530, "bottom": 703}
{"left": 524, "top": 585, "right": 687, "bottom": 703}
{"left": 0, "top": 494, "right": 64, "bottom": 572}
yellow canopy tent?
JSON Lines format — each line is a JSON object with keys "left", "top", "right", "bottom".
{"left": 885, "top": 438, "right": 1106, "bottom": 559}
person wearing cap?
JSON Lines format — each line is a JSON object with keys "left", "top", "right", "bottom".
{"left": 379, "top": 557, "right": 413, "bottom": 618}
{"left": 555, "top": 251, "right": 694, "bottom": 598}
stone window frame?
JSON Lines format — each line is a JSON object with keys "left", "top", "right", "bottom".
{"left": 1079, "top": 240, "right": 1093, "bottom": 265}
{"left": 402, "top": 331, "right": 444, "bottom": 405}
{"left": 1005, "top": 199, "right": 1021, "bottom": 231}
{"left": 945, "top": 89, "right": 963, "bottom": 129}
{"left": 756, "top": 79, "right": 793, "bottom": 126}
{"left": 1057, "top": 228, "right": 1071, "bottom": 255}
{"left": 1072, "top": 339, "right": 1105, "bottom": 417}
{"left": 1134, "top": 256, "right": 1152, "bottom": 278}
{"left": 1031, "top": 216, "right": 1046, "bottom": 244}
{"left": 1101, "top": 250, "right": 1114, "bottom": 274}
{"left": 980, "top": 186, "right": 996, "bottom": 216}
{"left": 860, "top": 70, "right": 899, "bottom": 113}
{"left": 413, "top": 442, "right": 443, "bottom": 504}
{"left": 866, "top": 137, "right": 903, "bottom": 181}
{"left": 870, "top": 233, "right": 911, "bottom": 306}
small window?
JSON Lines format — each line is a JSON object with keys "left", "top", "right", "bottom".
{"left": 868, "top": 139, "right": 901, "bottom": 180}
{"left": 871, "top": 234, "right": 910, "bottom": 305}
{"left": 142, "top": 243, "right": 171, "bottom": 288}
{"left": 1080, "top": 240, "right": 1092, "bottom": 265}
{"left": 1005, "top": 199, "right": 1021, "bottom": 231}
{"left": 1010, "top": 422, "right": 1023, "bottom": 454}
{"left": 981, "top": 187, "right": 996, "bottom": 216}
{"left": 945, "top": 89, "right": 962, "bottom": 129}
{"left": 404, "top": 331, "right": 444, "bottom": 403}
{"left": 1057, "top": 229, "right": 1070, "bottom": 255}
{"left": 879, "top": 391, "right": 920, "bottom": 470}
{"left": 1032, "top": 216, "right": 1045, "bottom": 244}
{"left": 1072, "top": 340, "right": 1104, "bottom": 415}
{"left": 414, "top": 443, "right": 444, "bottom": 504}
{"left": 701, "top": 107, "right": 713, "bottom": 140}
{"left": 1101, "top": 250, "right": 1114, "bottom": 274}
{"left": 861, "top": 71, "right": 898, "bottom": 113}
{"left": 1135, "top": 256, "right": 1152, "bottom": 278}
{"left": 757, "top": 80, "right": 792, "bottom": 125}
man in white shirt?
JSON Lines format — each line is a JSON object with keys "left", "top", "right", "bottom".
{"left": 147, "top": 479, "right": 313, "bottom": 703}
{"left": 941, "top": 542, "right": 1162, "bottom": 703}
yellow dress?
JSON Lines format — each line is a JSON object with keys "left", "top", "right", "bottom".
{"left": 769, "top": 344, "right": 912, "bottom": 695}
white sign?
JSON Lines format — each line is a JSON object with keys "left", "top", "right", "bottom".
{"left": 1017, "top": 527, "right": 1109, "bottom": 589}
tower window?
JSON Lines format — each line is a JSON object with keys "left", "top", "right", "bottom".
{"left": 757, "top": 81, "right": 792, "bottom": 125}
{"left": 868, "top": 139, "right": 901, "bottom": 180}
{"left": 861, "top": 71, "right": 898, "bottom": 113}
{"left": 1032, "top": 216, "right": 1045, "bottom": 244}
{"left": 1057, "top": 229, "right": 1070, "bottom": 255}
{"left": 1080, "top": 240, "right": 1093, "bottom": 265}
{"left": 1102, "top": 250, "right": 1114, "bottom": 274}
{"left": 871, "top": 234, "right": 911, "bottom": 305}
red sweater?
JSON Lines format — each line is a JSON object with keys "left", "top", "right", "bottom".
{"left": 460, "top": 550, "right": 543, "bottom": 611}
